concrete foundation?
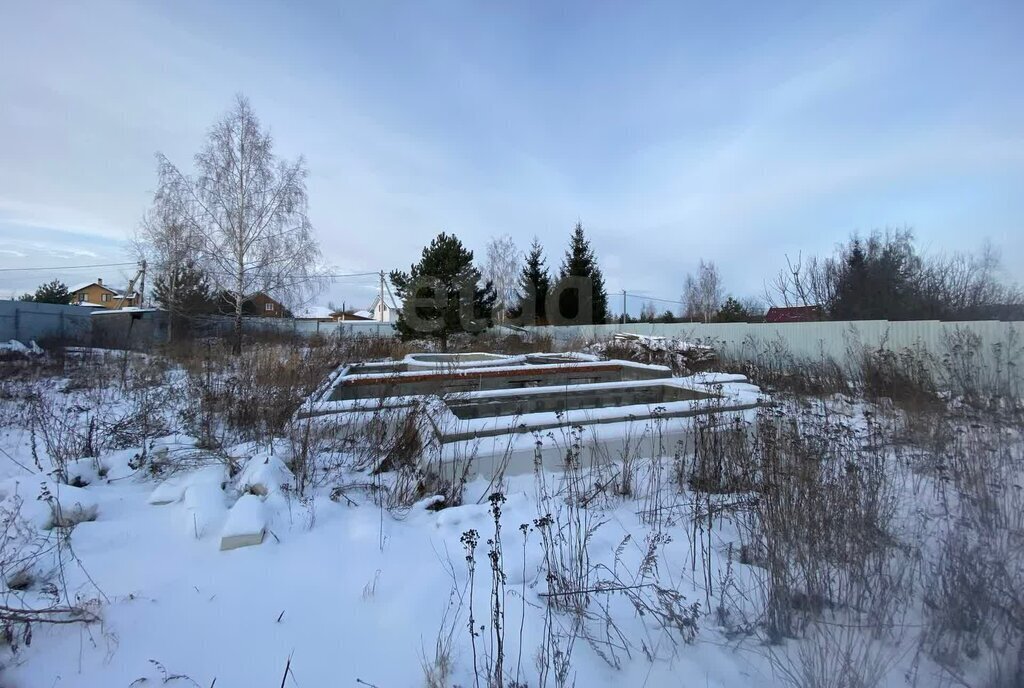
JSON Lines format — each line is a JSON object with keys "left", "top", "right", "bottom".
{"left": 299, "top": 354, "right": 763, "bottom": 478}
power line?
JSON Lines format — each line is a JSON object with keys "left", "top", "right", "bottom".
{"left": 0, "top": 261, "right": 382, "bottom": 280}
{"left": 0, "top": 261, "right": 137, "bottom": 273}
{"left": 623, "top": 291, "right": 685, "bottom": 307}
{"left": 195, "top": 268, "right": 383, "bottom": 280}
{"left": 322, "top": 271, "right": 380, "bottom": 279}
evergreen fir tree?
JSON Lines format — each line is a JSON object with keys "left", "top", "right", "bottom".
{"left": 390, "top": 232, "right": 496, "bottom": 350}
{"left": 639, "top": 301, "right": 657, "bottom": 322}
{"left": 152, "top": 261, "right": 215, "bottom": 316}
{"left": 554, "top": 222, "right": 608, "bottom": 324}
{"left": 510, "top": 237, "right": 550, "bottom": 325}
{"left": 716, "top": 297, "right": 749, "bottom": 323}
{"left": 152, "top": 261, "right": 216, "bottom": 339}
{"left": 832, "top": 239, "right": 870, "bottom": 320}
{"left": 32, "top": 279, "right": 71, "bottom": 304}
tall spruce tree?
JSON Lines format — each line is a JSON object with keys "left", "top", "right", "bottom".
{"left": 554, "top": 222, "right": 608, "bottom": 324}
{"left": 390, "top": 232, "right": 496, "bottom": 350}
{"left": 511, "top": 237, "right": 551, "bottom": 325}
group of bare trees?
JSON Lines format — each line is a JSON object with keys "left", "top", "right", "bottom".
{"left": 136, "top": 95, "right": 323, "bottom": 353}
{"left": 680, "top": 230, "right": 1020, "bottom": 325}
{"left": 767, "top": 229, "right": 1022, "bottom": 320}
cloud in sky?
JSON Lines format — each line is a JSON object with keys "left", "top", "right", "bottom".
{"left": 1, "top": 0, "right": 1022, "bottom": 309}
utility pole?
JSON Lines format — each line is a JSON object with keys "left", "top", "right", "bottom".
{"left": 621, "top": 289, "right": 626, "bottom": 325}
{"left": 117, "top": 264, "right": 146, "bottom": 310}
{"left": 379, "top": 270, "right": 385, "bottom": 322}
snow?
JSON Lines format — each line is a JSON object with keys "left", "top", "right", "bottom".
{"left": 148, "top": 464, "right": 229, "bottom": 506}
{"left": 0, "top": 339, "right": 43, "bottom": 355}
{"left": 4, "top": 469, "right": 754, "bottom": 685}
{"left": 0, "top": 477, "right": 98, "bottom": 529}
{"left": 294, "top": 305, "right": 335, "bottom": 319}
{"left": 67, "top": 281, "right": 103, "bottom": 293}
{"left": 585, "top": 332, "right": 717, "bottom": 373}
{"left": 237, "top": 454, "right": 293, "bottom": 496}
{"left": 183, "top": 480, "right": 228, "bottom": 539}
{"left": 90, "top": 306, "right": 157, "bottom": 315}
{"left": 0, "top": 348, "right": 1014, "bottom": 688}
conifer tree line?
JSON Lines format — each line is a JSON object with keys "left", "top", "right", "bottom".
{"left": 504, "top": 222, "right": 608, "bottom": 326}
{"left": 390, "top": 221, "right": 611, "bottom": 346}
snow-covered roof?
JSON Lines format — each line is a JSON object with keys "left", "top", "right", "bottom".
{"left": 68, "top": 281, "right": 113, "bottom": 294}
{"left": 69, "top": 281, "right": 135, "bottom": 298}
{"left": 369, "top": 293, "right": 399, "bottom": 310}
{"left": 90, "top": 307, "right": 160, "bottom": 316}
{"left": 352, "top": 309, "right": 373, "bottom": 319}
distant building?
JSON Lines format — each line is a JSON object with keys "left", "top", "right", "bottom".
{"left": 245, "top": 292, "right": 287, "bottom": 317}
{"left": 764, "top": 305, "right": 824, "bottom": 323}
{"left": 294, "top": 306, "right": 376, "bottom": 321}
{"left": 69, "top": 278, "right": 141, "bottom": 309}
{"left": 215, "top": 292, "right": 288, "bottom": 317}
{"left": 369, "top": 294, "right": 399, "bottom": 323}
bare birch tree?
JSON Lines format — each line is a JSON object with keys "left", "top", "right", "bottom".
{"left": 133, "top": 196, "right": 199, "bottom": 342}
{"left": 154, "top": 94, "right": 322, "bottom": 353}
{"left": 480, "top": 234, "right": 520, "bottom": 325}
{"left": 682, "top": 259, "right": 723, "bottom": 322}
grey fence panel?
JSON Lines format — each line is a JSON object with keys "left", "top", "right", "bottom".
{"left": 0, "top": 300, "right": 94, "bottom": 344}
{"left": 306, "top": 321, "right": 397, "bottom": 338}
{"left": 230, "top": 318, "right": 397, "bottom": 338}
{"left": 185, "top": 316, "right": 398, "bottom": 340}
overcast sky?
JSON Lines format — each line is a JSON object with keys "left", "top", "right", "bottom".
{"left": 1, "top": 0, "right": 1022, "bottom": 312}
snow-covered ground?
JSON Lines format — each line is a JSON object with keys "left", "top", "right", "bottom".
{"left": 0, "top": 346, "right": 1020, "bottom": 687}
{"left": 0, "top": 455, "right": 768, "bottom": 686}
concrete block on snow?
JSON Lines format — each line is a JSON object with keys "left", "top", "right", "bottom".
{"left": 219, "top": 494, "right": 266, "bottom": 551}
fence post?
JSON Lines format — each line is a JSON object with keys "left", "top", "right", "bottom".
{"left": 13, "top": 306, "right": 20, "bottom": 342}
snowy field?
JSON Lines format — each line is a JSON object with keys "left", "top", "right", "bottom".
{"left": 0, "top": 341, "right": 1021, "bottom": 688}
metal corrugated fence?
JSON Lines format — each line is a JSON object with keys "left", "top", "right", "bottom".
{"left": 523, "top": 320, "right": 1024, "bottom": 372}
{"left": 4, "top": 295, "right": 1019, "bottom": 379}
{"left": 0, "top": 300, "right": 93, "bottom": 343}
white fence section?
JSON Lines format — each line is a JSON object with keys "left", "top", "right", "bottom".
{"left": 524, "top": 320, "right": 1024, "bottom": 371}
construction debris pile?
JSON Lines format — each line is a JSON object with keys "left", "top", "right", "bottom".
{"left": 585, "top": 332, "right": 717, "bottom": 375}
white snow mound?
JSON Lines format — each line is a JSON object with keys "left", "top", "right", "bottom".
{"left": 183, "top": 482, "right": 228, "bottom": 539}
{"left": 237, "top": 455, "right": 293, "bottom": 496}
{"left": 0, "top": 478, "right": 98, "bottom": 529}
{"left": 148, "top": 464, "right": 228, "bottom": 505}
